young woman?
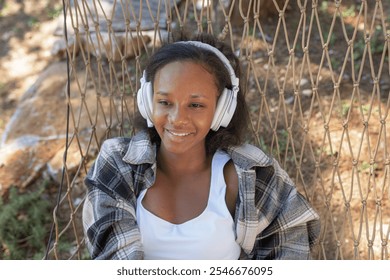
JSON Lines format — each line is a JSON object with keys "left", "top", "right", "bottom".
{"left": 82, "top": 32, "right": 320, "bottom": 260}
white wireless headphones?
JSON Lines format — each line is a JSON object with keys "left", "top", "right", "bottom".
{"left": 137, "top": 41, "right": 239, "bottom": 131}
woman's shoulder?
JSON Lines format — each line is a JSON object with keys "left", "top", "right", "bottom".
{"left": 100, "top": 131, "right": 150, "bottom": 155}
{"left": 227, "top": 143, "right": 273, "bottom": 169}
{"left": 100, "top": 136, "right": 132, "bottom": 153}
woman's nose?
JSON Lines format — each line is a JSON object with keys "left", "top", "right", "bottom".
{"left": 168, "top": 105, "right": 189, "bottom": 125}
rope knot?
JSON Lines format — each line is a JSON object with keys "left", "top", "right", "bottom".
{"left": 325, "top": 200, "right": 330, "bottom": 208}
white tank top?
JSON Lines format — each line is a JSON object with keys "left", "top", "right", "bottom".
{"left": 136, "top": 150, "right": 241, "bottom": 260}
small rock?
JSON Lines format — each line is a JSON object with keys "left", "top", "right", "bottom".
{"left": 285, "top": 96, "right": 294, "bottom": 105}
{"left": 300, "top": 78, "right": 309, "bottom": 86}
{"left": 302, "top": 89, "right": 313, "bottom": 97}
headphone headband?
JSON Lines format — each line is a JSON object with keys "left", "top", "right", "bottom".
{"left": 174, "top": 41, "right": 239, "bottom": 95}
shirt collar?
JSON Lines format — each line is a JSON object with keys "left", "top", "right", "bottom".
{"left": 122, "top": 130, "right": 273, "bottom": 169}
{"left": 122, "top": 130, "right": 157, "bottom": 165}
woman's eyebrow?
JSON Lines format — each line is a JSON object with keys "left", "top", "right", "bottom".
{"left": 190, "top": 93, "right": 210, "bottom": 99}
{"left": 155, "top": 91, "right": 210, "bottom": 99}
{"left": 155, "top": 91, "right": 169, "bottom": 96}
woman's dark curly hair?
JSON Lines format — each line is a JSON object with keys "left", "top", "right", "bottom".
{"left": 136, "top": 31, "right": 249, "bottom": 155}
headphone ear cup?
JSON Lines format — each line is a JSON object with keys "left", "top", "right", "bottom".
{"left": 137, "top": 81, "right": 154, "bottom": 127}
{"left": 211, "top": 88, "right": 235, "bottom": 131}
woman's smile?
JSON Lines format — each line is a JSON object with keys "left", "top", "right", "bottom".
{"left": 164, "top": 128, "right": 195, "bottom": 143}
{"left": 165, "top": 129, "right": 193, "bottom": 137}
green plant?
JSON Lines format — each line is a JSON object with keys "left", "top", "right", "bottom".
{"left": 0, "top": 183, "right": 52, "bottom": 259}
{"left": 258, "top": 136, "right": 269, "bottom": 155}
{"left": 359, "top": 161, "right": 378, "bottom": 173}
{"left": 46, "top": 6, "right": 63, "bottom": 20}
{"left": 272, "top": 129, "right": 289, "bottom": 158}
{"left": 54, "top": 240, "right": 90, "bottom": 260}
{"left": 330, "top": 56, "right": 341, "bottom": 71}
{"left": 341, "top": 101, "right": 351, "bottom": 117}
{"left": 279, "top": 129, "right": 289, "bottom": 151}
{"left": 341, "top": 5, "right": 356, "bottom": 18}
{"left": 320, "top": 1, "right": 329, "bottom": 13}
{"left": 361, "top": 104, "right": 370, "bottom": 115}
{"left": 323, "top": 30, "right": 336, "bottom": 47}
{"left": 0, "top": 2, "right": 8, "bottom": 17}
{"left": 27, "top": 16, "right": 39, "bottom": 28}
{"left": 354, "top": 25, "right": 384, "bottom": 62}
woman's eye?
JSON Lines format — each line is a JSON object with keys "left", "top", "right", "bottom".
{"left": 190, "top": 103, "right": 203, "bottom": 108}
{"left": 158, "top": 100, "right": 170, "bottom": 106}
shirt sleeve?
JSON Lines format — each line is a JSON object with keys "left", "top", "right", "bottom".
{"left": 251, "top": 161, "right": 321, "bottom": 260}
{"left": 82, "top": 139, "right": 144, "bottom": 259}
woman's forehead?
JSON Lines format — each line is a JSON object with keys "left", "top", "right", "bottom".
{"left": 153, "top": 61, "right": 219, "bottom": 96}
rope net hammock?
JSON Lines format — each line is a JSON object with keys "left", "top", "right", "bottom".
{"left": 45, "top": 0, "right": 390, "bottom": 260}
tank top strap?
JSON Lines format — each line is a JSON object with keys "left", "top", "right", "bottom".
{"left": 209, "top": 150, "right": 231, "bottom": 196}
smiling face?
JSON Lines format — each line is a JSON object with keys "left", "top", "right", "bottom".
{"left": 152, "top": 60, "right": 219, "bottom": 156}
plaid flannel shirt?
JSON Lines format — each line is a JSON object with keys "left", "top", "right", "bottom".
{"left": 82, "top": 130, "right": 320, "bottom": 259}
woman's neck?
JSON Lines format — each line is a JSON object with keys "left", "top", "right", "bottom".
{"left": 156, "top": 146, "right": 211, "bottom": 176}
